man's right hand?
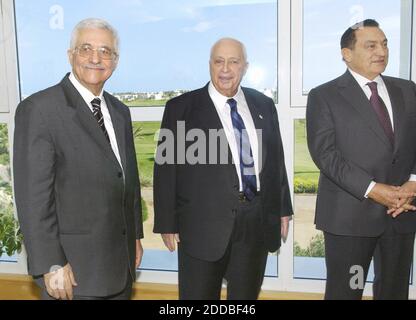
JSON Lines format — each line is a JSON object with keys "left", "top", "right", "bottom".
{"left": 44, "top": 263, "right": 78, "bottom": 300}
{"left": 161, "top": 233, "right": 180, "bottom": 252}
{"left": 368, "top": 183, "right": 416, "bottom": 209}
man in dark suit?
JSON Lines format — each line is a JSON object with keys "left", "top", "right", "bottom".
{"left": 153, "top": 38, "right": 293, "bottom": 300}
{"left": 306, "top": 19, "right": 416, "bottom": 300}
{"left": 13, "top": 18, "right": 143, "bottom": 300}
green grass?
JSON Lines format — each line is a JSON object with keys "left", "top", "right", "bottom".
{"left": 294, "top": 119, "right": 320, "bottom": 192}
{"left": 133, "top": 122, "right": 161, "bottom": 187}
{"left": 125, "top": 99, "right": 168, "bottom": 107}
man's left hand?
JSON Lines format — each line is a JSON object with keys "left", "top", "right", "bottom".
{"left": 135, "top": 240, "right": 143, "bottom": 268}
{"left": 387, "top": 181, "right": 416, "bottom": 218}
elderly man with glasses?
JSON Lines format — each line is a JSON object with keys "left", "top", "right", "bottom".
{"left": 13, "top": 18, "right": 144, "bottom": 300}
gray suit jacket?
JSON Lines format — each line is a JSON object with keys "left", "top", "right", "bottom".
{"left": 306, "top": 70, "right": 416, "bottom": 237}
{"left": 13, "top": 74, "right": 143, "bottom": 297}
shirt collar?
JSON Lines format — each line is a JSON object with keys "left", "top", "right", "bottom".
{"left": 208, "top": 81, "right": 244, "bottom": 107}
{"left": 69, "top": 72, "right": 104, "bottom": 104}
{"left": 348, "top": 68, "right": 385, "bottom": 90}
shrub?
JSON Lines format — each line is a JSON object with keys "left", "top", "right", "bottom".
{"left": 294, "top": 233, "right": 325, "bottom": 257}
{"left": 294, "top": 177, "right": 318, "bottom": 194}
{"left": 0, "top": 212, "right": 23, "bottom": 257}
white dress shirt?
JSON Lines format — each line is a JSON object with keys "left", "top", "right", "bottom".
{"left": 69, "top": 73, "right": 123, "bottom": 170}
{"left": 208, "top": 82, "right": 260, "bottom": 191}
{"left": 348, "top": 69, "right": 416, "bottom": 197}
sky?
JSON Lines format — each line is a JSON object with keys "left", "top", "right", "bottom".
{"left": 15, "top": 0, "right": 277, "bottom": 96}
{"left": 303, "top": 0, "right": 411, "bottom": 91}
{"left": 14, "top": 0, "right": 410, "bottom": 97}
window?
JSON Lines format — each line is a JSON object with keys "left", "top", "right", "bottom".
{"left": 0, "top": 0, "right": 24, "bottom": 274}
{"left": 133, "top": 121, "right": 178, "bottom": 272}
{"left": 15, "top": 0, "right": 277, "bottom": 104}
{"left": 5, "top": 0, "right": 414, "bottom": 297}
{"left": 292, "top": 119, "right": 377, "bottom": 281}
{"left": 291, "top": 0, "right": 414, "bottom": 288}
{"left": 292, "top": 119, "right": 324, "bottom": 279}
{"left": 291, "top": 0, "right": 413, "bottom": 106}
{"left": 14, "top": 0, "right": 278, "bottom": 277}
{"left": 0, "top": 124, "right": 19, "bottom": 263}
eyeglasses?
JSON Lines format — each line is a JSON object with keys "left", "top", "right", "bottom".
{"left": 74, "top": 44, "right": 118, "bottom": 60}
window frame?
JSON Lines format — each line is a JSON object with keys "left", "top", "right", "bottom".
{"left": 291, "top": 0, "right": 414, "bottom": 107}
{"left": 288, "top": 0, "right": 416, "bottom": 298}
{"left": 0, "top": 0, "right": 27, "bottom": 275}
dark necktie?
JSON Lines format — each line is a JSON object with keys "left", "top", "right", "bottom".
{"left": 228, "top": 98, "right": 257, "bottom": 201}
{"left": 91, "top": 98, "right": 110, "bottom": 143}
{"left": 367, "top": 82, "right": 394, "bottom": 146}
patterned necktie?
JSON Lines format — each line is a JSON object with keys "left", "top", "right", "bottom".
{"left": 367, "top": 82, "right": 394, "bottom": 146}
{"left": 91, "top": 98, "right": 110, "bottom": 143}
{"left": 228, "top": 98, "right": 257, "bottom": 201}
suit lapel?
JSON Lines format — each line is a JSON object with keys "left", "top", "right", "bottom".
{"left": 383, "top": 77, "right": 406, "bottom": 155}
{"left": 242, "top": 88, "right": 267, "bottom": 178}
{"left": 60, "top": 75, "right": 121, "bottom": 169}
{"left": 195, "top": 85, "right": 225, "bottom": 131}
{"left": 338, "top": 71, "right": 392, "bottom": 150}
{"left": 105, "top": 93, "right": 127, "bottom": 171}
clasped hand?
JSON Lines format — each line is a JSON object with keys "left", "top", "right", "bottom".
{"left": 368, "top": 182, "right": 416, "bottom": 218}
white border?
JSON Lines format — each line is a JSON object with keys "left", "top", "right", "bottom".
{"left": 1, "top": 0, "right": 416, "bottom": 298}
{"left": 411, "top": 0, "right": 416, "bottom": 291}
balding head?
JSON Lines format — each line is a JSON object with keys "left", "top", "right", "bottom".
{"left": 210, "top": 38, "right": 248, "bottom": 63}
{"left": 209, "top": 38, "right": 249, "bottom": 97}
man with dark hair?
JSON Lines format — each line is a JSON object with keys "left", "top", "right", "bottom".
{"left": 340, "top": 19, "right": 380, "bottom": 50}
{"left": 307, "top": 19, "right": 416, "bottom": 299}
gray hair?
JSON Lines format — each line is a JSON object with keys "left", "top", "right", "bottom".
{"left": 70, "top": 18, "right": 119, "bottom": 54}
{"left": 210, "top": 37, "right": 248, "bottom": 63}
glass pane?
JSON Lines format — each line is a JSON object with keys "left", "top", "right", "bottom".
{"left": 303, "top": 0, "right": 412, "bottom": 94}
{"left": 0, "top": 124, "right": 19, "bottom": 263}
{"left": 14, "top": 0, "right": 278, "bottom": 276}
{"left": 133, "top": 121, "right": 179, "bottom": 271}
{"left": 15, "top": 0, "right": 278, "bottom": 105}
{"left": 293, "top": 119, "right": 382, "bottom": 282}
{"left": 293, "top": 119, "right": 325, "bottom": 279}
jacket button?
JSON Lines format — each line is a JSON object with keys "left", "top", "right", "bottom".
{"left": 118, "top": 172, "right": 123, "bottom": 178}
{"left": 392, "top": 159, "right": 397, "bottom": 165}
{"left": 122, "top": 229, "right": 126, "bottom": 235}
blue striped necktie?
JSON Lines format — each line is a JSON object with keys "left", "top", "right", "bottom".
{"left": 228, "top": 98, "right": 257, "bottom": 201}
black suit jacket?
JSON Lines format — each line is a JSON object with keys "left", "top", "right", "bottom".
{"left": 153, "top": 84, "right": 293, "bottom": 262}
{"left": 306, "top": 70, "right": 416, "bottom": 237}
{"left": 13, "top": 74, "right": 143, "bottom": 297}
